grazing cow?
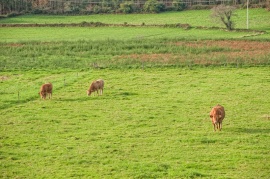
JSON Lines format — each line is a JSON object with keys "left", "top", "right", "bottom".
{"left": 209, "top": 104, "right": 225, "bottom": 131}
{"left": 87, "top": 79, "right": 104, "bottom": 96}
{"left": 39, "top": 83, "right": 53, "bottom": 99}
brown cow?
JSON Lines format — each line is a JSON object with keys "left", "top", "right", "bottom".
{"left": 87, "top": 79, "right": 104, "bottom": 96}
{"left": 39, "top": 83, "right": 53, "bottom": 99}
{"left": 209, "top": 104, "right": 225, "bottom": 131}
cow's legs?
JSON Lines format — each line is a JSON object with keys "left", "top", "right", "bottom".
{"left": 219, "top": 122, "right": 222, "bottom": 131}
{"left": 213, "top": 124, "right": 216, "bottom": 131}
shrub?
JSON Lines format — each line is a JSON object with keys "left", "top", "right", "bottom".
{"left": 6, "top": 12, "right": 22, "bottom": 17}
{"left": 119, "top": 1, "right": 135, "bottom": 14}
{"left": 93, "top": 5, "right": 102, "bottom": 14}
{"left": 190, "top": 4, "right": 212, "bottom": 10}
{"left": 143, "top": 0, "right": 165, "bottom": 13}
{"left": 31, "top": 9, "right": 44, "bottom": 14}
{"left": 172, "top": 0, "right": 187, "bottom": 11}
{"left": 101, "top": 7, "right": 113, "bottom": 13}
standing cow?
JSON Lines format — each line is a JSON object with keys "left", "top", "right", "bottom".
{"left": 39, "top": 83, "right": 53, "bottom": 99}
{"left": 87, "top": 79, "right": 104, "bottom": 96}
{"left": 209, "top": 104, "right": 225, "bottom": 131}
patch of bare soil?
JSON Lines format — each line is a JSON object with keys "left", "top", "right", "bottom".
{"left": 1, "top": 76, "right": 9, "bottom": 81}
{"left": 5, "top": 43, "right": 24, "bottom": 47}
{"left": 175, "top": 40, "right": 270, "bottom": 51}
{"left": 116, "top": 40, "right": 270, "bottom": 65}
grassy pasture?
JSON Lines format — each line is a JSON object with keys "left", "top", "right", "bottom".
{"left": 0, "top": 8, "right": 270, "bottom": 179}
{"left": 1, "top": 26, "right": 269, "bottom": 43}
{"left": 1, "top": 9, "right": 269, "bottom": 30}
{"left": 1, "top": 8, "right": 270, "bottom": 42}
{"left": 1, "top": 67, "right": 270, "bottom": 178}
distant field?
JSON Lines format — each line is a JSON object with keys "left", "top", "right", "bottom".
{"left": 2, "top": 26, "right": 268, "bottom": 43}
{"left": 0, "top": 8, "right": 269, "bottom": 42}
{"left": 0, "top": 9, "right": 269, "bottom": 30}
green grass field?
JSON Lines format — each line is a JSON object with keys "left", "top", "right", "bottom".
{"left": 1, "top": 8, "right": 270, "bottom": 42}
{"left": 1, "top": 9, "right": 269, "bottom": 30}
{"left": 1, "top": 68, "right": 270, "bottom": 178}
{"left": 2, "top": 26, "right": 269, "bottom": 43}
{"left": 0, "top": 8, "right": 270, "bottom": 179}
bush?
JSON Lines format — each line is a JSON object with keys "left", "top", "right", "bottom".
{"left": 101, "top": 7, "right": 113, "bottom": 13}
{"left": 6, "top": 12, "right": 21, "bottom": 17}
{"left": 190, "top": 4, "right": 212, "bottom": 10}
{"left": 172, "top": 0, "right": 187, "bottom": 11}
{"left": 93, "top": 5, "right": 102, "bottom": 14}
{"left": 31, "top": 9, "right": 44, "bottom": 14}
{"left": 143, "top": 0, "right": 165, "bottom": 13}
{"left": 119, "top": 1, "right": 135, "bottom": 14}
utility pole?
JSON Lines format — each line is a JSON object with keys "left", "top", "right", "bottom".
{"left": 247, "top": 0, "right": 249, "bottom": 29}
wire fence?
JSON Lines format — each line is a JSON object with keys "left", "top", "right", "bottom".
{"left": 1, "top": 0, "right": 259, "bottom": 15}
{"left": 0, "top": 71, "right": 91, "bottom": 109}
{"left": 46, "top": 0, "right": 231, "bottom": 5}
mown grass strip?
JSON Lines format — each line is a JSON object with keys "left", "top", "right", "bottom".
{"left": 1, "top": 67, "right": 269, "bottom": 178}
{"left": 1, "top": 9, "right": 269, "bottom": 30}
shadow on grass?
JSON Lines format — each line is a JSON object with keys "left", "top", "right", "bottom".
{"left": 0, "top": 96, "right": 37, "bottom": 110}
{"left": 56, "top": 97, "right": 90, "bottom": 102}
{"left": 55, "top": 96, "right": 111, "bottom": 102}
{"left": 231, "top": 127, "right": 270, "bottom": 134}
{"left": 119, "top": 92, "right": 138, "bottom": 96}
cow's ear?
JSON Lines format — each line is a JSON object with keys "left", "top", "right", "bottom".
{"left": 210, "top": 115, "right": 213, "bottom": 118}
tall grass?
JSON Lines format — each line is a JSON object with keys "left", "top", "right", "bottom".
{"left": 1, "top": 39, "right": 269, "bottom": 70}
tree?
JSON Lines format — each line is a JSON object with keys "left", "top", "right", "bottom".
{"left": 211, "top": 5, "right": 237, "bottom": 31}
{"left": 266, "top": 0, "right": 270, "bottom": 11}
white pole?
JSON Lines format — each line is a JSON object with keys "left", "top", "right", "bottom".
{"left": 247, "top": 0, "right": 249, "bottom": 29}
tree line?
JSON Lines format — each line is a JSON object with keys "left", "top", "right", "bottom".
{"left": 0, "top": 0, "right": 269, "bottom": 15}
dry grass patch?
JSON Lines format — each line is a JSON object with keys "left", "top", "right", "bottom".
{"left": 174, "top": 40, "right": 270, "bottom": 51}
{"left": 115, "top": 40, "right": 270, "bottom": 66}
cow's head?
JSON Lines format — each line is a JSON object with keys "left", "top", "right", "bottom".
{"left": 86, "top": 90, "right": 91, "bottom": 96}
{"left": 39, "top": 92, "right": 46, "bottom": 99}
{"left": 210, "top": 113, "right": 222, "bottom": 124}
